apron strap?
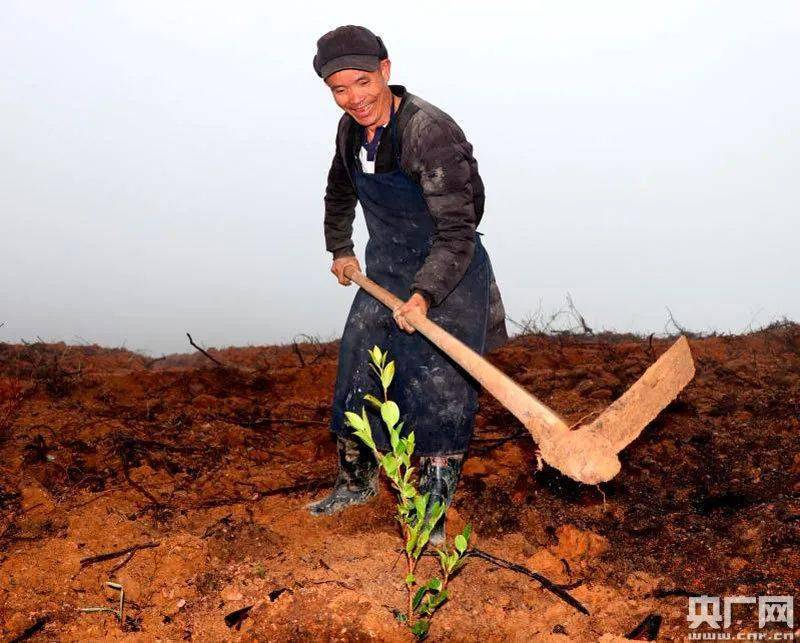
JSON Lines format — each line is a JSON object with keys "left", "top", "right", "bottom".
{"left": 388, "top": 97, "right": 401, "bottom": 168}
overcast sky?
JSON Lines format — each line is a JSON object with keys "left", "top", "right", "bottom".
{"left": 2, "top": 1, "right": 798, "bottom": 356}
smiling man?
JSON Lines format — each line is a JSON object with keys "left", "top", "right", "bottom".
{"left": 307, "top": 25, "right": 508, "bottom": 544}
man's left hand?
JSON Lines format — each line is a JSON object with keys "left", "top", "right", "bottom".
{"left": 393, "top": 293, "right": 429, "bottom": 334}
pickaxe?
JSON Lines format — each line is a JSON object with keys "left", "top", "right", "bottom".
{"left": 343, "top": 266, "right": 695, "bottom": 484}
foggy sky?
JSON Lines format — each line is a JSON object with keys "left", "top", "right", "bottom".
{"left": 2, "top": 1, "right": 798, "bottom": 356}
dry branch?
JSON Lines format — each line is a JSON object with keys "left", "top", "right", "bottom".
{"left": 186, "top": 333, "right": 226, "bottom": 367}
{"left": 467, "top": 548, "right": 588, "bottom": 615}
{"left": 80, "top": 541, "right": 160, "bottom": 567}
{"left": 665, "top": 307, "right": 694, "bottom": 337}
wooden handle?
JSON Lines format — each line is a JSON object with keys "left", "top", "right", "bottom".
{"left": 343, "top": 266, "right": 568, "bottom": 444}
{"left": 342, "top": 266, "right": 626, "bottom": 484}
{"left": 336, "top": 266, "right": 698, "bottom": 486}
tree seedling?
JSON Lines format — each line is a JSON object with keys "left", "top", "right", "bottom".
{"left": 346, "top": 346, "right": 472, "bottom": 639}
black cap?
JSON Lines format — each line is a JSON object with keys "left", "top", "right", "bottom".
{"left": 313, "top": 25, "right": 388, "bottom": 80}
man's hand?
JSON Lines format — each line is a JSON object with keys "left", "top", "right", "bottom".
{"left": 393, "top": 292, "right": 429, "bottom": 334}
{"left": 331, "top": 256, "right": 361, "bottom": 286}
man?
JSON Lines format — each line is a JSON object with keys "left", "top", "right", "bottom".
{"left": 307, "top": 25, "right": 508, "bottom": 545}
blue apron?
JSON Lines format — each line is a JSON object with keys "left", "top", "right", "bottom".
{"left": 330, "top": 107, "right": 494, "bottom": 456}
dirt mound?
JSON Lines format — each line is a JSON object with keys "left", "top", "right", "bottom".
{"left": 1, "top": 324, "right": 798, "bottom": 641}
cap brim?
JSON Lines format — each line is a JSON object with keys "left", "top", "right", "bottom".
{"left": 321, "top": 54, "right": 379, "bottom": 80}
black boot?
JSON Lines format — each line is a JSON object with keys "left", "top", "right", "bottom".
{"left": 306, "top": 435, "right": 379, "bottom": 516}
{"left": 418, "top": 454, "right": 464, "bottom": 546}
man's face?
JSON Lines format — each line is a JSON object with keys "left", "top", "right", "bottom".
{"left": 325, "top": 59, "right": 392, "bottom": 127}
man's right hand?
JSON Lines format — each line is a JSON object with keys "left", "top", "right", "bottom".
{"left": 331, "top": 256, "right": 361, "bottom": 286}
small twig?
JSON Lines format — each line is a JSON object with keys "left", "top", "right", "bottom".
{"left": 121, "top": 463, "right": 162, "bottom": 506}
{"left": 80, "top": 542, "right": 160, "bottom": 567}
{"left": 665, "top": 307, "right": 689, "bottom": 336}
{"left": 79, "top": 582, "right": 124, "bottom": 623}
{"left": 566, "top": 293, "right": 593, "bottom": 335}
{"left": 186, "top": 332, "right": 226, "bottom": 367}
{"left": 293, "top": 333, "right": 330, "bottom": 364}
{"left": 305, "top": 579, "right": 356, "bottom": 591}
{"left": 108, "top": 551, "right": 137, "bottom": 575}
{"left": 466, "top": 548, "right": 588, "bottom": 615}
{"left": 504, "top": 315, "right": 529, "bottom": 333}
{"left": 238, "top": 417, "right": 328, "bottom": 428}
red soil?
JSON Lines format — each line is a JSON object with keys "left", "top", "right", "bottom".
{"left": 0, "top": 324, "right": 798, "bottom": 641}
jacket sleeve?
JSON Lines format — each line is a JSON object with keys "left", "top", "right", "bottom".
{"left": 324, "top": 120, "right": 358, "bottom": 259}
{"left": 406, "top": 119, "right": 478, "bottom": 306}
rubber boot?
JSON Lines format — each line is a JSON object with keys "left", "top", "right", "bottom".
{"left": 306, "top": 435, "right": 379, "bottom": 516}
{"left": 418, "top": 453, "right": 464, "bottom": 546}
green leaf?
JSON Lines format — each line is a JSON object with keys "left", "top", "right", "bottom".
{"left": 382, "top": 453, "right": 398, "bottom": 476}
{"left": 426, "top": 501, "right": 444, "bottom": 530}
{"left": 414, "top": 493, "right": 429, "bottom": 523}
{"left": 405, "top": 573, "right": 415, "bottom": 585}
{"left": 370, "top": 345, "right": 382, "bottom": 367}
{"left": 414, "top": 528, "right": 431, "bottom": 557}
{"left": 344, "top": 411, "right": 363, "bottom": 432}
{"left": 437, "top": 548, "right": 449, "bottom": 571}
{"left": 381, "top": 349, "right": 387, "bottom": 367}
{"left": 413, "top": 579, "right": 444, "bottom": 615}
{"left": 410, "top": 619, "right": 429, "bottom": 638}
{"left": 406, "top": 431, "right": 415, "bottom": 456}
{"left": 363, "top": 393, "right": 383, "bottom": 410}
{"left": 381, "top": 400, "right": 400, "bottom": 430}
{"left": 349, "top": 409, "right": 375, "bottom": 450}
{"left": 406, "top": 523, "right": 420, "bottom": 554}
{"left": 454, "top": 534, "right": 467, "bottom": 554}
{"left": 430, "top": 589, "right": 449, "bottom": 609}
{"left": 351, "top": 416, "right": 375, "bottom": 450}
{"left": 360, "top": 407, "right": 374, "bottom": 441}
{"left": 355, "top": 429, "right": 375, "bottom": 451}
{"left": 412, "top": 586, "right": 427, "bottom": 610}
{"left": 381, "top": 360, "right": 395, "bottom": 390}
{"left": 462, "top": 523, "right": 473, "bottom": 543}
{"left": 448, "top": 551, "right": 459, "bottom": 571}
{"left": 417, "top": 600, "right": 432, "bottom": 617}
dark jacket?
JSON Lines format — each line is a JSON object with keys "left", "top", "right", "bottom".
{"left": 324, "top": 85, "right": 508, "bottom": 350}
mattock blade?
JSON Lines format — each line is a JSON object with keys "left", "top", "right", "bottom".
{"left": 581, "top": 336, "right": 696, "bottom": 453}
